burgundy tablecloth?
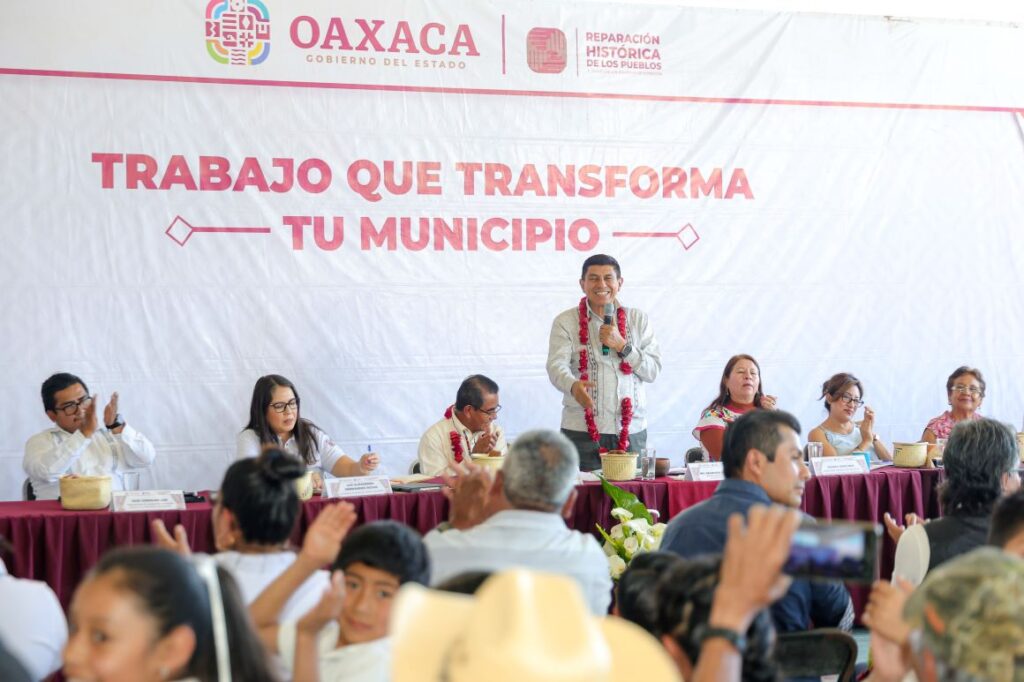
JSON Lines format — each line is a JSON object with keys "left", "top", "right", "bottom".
{"left": 0, "top": 468, "right": 943, "bottom": 612}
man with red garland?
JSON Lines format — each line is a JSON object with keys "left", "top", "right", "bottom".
{"left": 547, "top": 254, "right": 662, "bottom": 471}
{"left": 416, "top": 374, "right": 509, "bottom": 476}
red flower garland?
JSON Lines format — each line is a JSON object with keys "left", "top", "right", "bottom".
{"left": 578, "top": 297, "right": 634, "bottom": 452}
{"left": 443, "top": 405, "right": 463, "bottom": 463}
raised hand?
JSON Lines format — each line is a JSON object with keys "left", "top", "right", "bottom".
{"left": 471, "top": 428, "right": 497, "bottom": 454}
{"left": 442, "top": 459, "right": 496, "bottom": 530}
{"left": 151, "top": 519, "right": 192, "bottom": 556}
{"left": 297, "top": 570, "right": 346, "bottom": 635}
{"left": 711, "top": 505, "right": 800, "bottom": 631}
{"left": 883, "top": 511, "right": 921, "bottom": 544}
{"left": 103, "top": 392, "right": 120, "bottom": 428}
{"left": 300, "top": 501, "right": 357, "bottom": 567}
{"left": 81, "top": 395, "right": 99, "bottom": 438}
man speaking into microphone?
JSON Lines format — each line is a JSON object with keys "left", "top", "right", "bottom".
{"left": 546, "top": 254, "right": 662, "bottom": 471}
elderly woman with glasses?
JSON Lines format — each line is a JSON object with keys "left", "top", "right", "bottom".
{"left": 807, "top": 372, "right": 892, "bottom": 462}
{"left": 920, "top": 366, "right": 986, "bottom": 445}
{"left": 236, "top": 374, "right": 378, "bottom": 480}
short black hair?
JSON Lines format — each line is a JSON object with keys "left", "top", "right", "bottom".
{"left": 219, "top": 447, "right": 304, "bottom": 545}
{"left": 580, "top": 254, "right": 622, "bottom": 280}
{"left": 656, "top": 557, "right": 780, "bottom": 681}
{"left": 41, "top": 373, "right": 88, "bottom": 412}
{"left": 989, "top": 490, "right": 1024, "bottom": 547}
{"left": 454, "top": 374, "right": 499, "bottom": 411}
{"left": 334, "top": 521, "right": 430, "bottom": 586}
{"left": 722, "top": 409, "right": 801, "bottom": 479}
{"left": 616, "top": 551, "right": 684, "bottom": 635}
{"left": 940, "top": 418, "right": 1017, "bottom": 517}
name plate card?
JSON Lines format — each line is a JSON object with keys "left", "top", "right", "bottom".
{"left": 810, "top": 456, "right": 869, "bottom": 477}
{"left": 111, "top": 490, "right": 186, "bottom": 512}
{"left": 687, "top": 462, "right": 725, "bottom": 481}
{"left": 324, "top": 475, "right": 394, "bottom": 499}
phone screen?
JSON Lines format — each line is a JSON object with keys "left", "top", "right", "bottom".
{"left": 783, "top": 520, "right": 880, "bottom": 583}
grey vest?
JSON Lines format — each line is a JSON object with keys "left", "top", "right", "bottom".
{"left": 923, "top": 515, "right": 990, "bottom": 572}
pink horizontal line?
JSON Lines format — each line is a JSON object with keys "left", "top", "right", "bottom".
{"left": 192, "top": 226, "right": 271, "bottom": 234}
{"left": 612, "top": 231, "right": 678, "bottom": 238}
{"left": 2, "top": 67, "right": 1022, "bottom": 114}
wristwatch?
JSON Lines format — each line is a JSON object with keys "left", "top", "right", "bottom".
{"left": 695, "top": 625, "right": 746, "bottom": 654}
{"left": 617, "top": 343, "right": 633, "bottom": 359}
{"left": 106, "top": 413, "right": 124, "bottom": 430}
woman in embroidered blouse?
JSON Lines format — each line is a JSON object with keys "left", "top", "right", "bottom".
{"left": 807, "top": 373, "right": 892, "bottom": 462}
{"left": 920, "top": 366, "right": 986, "bottom": 445}
{"left": 693, "top": 354, "right": 777, "bottom": 461}
{"left": 237, "top": 375, "right": 378, "bottom": 483}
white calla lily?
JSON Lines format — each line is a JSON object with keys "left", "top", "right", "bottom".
{"left": 610, "top": 507, "right": 634, "bottom": 522}
{"left": 608, "top": 554, "right": 628, "bottom": 580}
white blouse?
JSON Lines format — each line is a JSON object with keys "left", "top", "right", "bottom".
{"left": 236, "top": 426, "right": 350, "bottom": 476}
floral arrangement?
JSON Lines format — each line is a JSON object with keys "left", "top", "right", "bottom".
{"left": 595, "top": 475, "right": 666, "bottom": 579}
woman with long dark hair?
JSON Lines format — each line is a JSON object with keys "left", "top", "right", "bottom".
{"left": 692, "top": 355, "right": 777, "bottom": 461}
{"left": 63, "top": 546, "right": 278, "bottom": 682}
{"left": 237, "top": 374, "right": 378, "bottom": 479}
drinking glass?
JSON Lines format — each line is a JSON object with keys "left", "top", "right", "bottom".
{"left": 640, "top": 448, "right": 657, "bottom": 480}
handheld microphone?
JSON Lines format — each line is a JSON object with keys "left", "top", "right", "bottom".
{"left": 602, "top": 303, "right": 614, "bottom": 355}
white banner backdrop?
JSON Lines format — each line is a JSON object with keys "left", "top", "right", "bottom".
{"left": 1, "top": 1, "right": 1023, "bottom": 500}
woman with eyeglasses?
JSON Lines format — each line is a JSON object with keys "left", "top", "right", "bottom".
{"left": 807, "top": 372, "right": 892, "bottom": 462}
{"left": 920, "top": 366, "right": 986, "bottom": 445}
{"left": 237, "top": 375, "right": 378, "bottom": 480}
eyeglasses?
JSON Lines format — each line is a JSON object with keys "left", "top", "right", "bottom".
{"left": 54, "top": 395, "right": 93, "bottom": 416}
{"left": 951, "top": 385, "right": 982, "bottom": 396}
{"left": 269, "top": 398, "right": 299, "bottom": 413}
{"left": 838, "top": 393, "right": 864, "bottom": 407}
{"left": 473, "top": 404, "right": 502, "bottom": 416}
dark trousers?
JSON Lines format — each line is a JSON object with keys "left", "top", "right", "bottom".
{"left": 561, "top": 428, "right": 648, "bottom": 472}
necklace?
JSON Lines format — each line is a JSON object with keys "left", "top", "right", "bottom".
{"left": 577, "top": 297, "right": 633, "bottom": 452}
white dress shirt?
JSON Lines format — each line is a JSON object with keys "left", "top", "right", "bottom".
{"left": 0, "top": 560, "right": 66, "bottom": 680}
{"left": 214, "top": 551, "right": 329, "bottom": 620}
{"left": 547, "top": 301, "right": 661, "bottom": 434}
{"left": 423, "top": 509, "right": 612, "bottom": 614}
{"left": 236, "top": 427, "right": 350, "bottom": 476}
{"left": 277, "top": 621, "right": 390, "bottom": 682}
{"left": 23, "top": 424, "right": 156, "bottom": 500}
{"left": 416, "top": 411, "right": 508, "bottom": 476}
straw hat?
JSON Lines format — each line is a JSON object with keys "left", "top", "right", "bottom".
{"left": 391, "top": 569, "right": 681, "bottom": 682}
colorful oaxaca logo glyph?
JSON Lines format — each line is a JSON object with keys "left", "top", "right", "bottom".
{"left": 205, "top": 0, "right": 271, "bottom": 66}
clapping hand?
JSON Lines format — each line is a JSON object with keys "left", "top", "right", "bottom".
{"left": 80, "top": 395, "right": 99, "bottom": 438}
{"left": 103, "top": 392, "right": 120, "bottom": 430}
{"left": 471, "top": 427, "right": 497, "bottom": 454}
{"left": 860, "top": 406, "right": 876, "bottom": 442}
{"left": 710, "top": 505, "right": 800, "bottom": 631}
{"left": 442, "top": 459, "right": 496, "bottom": 530}
{"left": 151, "top": 519, "right": 192, "bottom": 556}
{"left": 300, "top": 502, "right": 357, "bottom": 567}
{"left": 883, "top": 512, "right": 921, "bottom": 544}
{"left": 760, "top": 394, "right": 778, "bottom": 410}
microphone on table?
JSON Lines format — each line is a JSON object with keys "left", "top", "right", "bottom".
{"left": 602, "top": 303, "right": 614, "bottom": 355}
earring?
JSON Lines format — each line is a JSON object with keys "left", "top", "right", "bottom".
{"left": 159, "top": 667, "right": 169, "bottom": 680}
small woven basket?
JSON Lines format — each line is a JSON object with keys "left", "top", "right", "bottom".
{"left": 59, "top": 475, "right": 112, "bottom": 510}
{"left": 600, "top": 452, "right": 638, "bottom": 481}
{"left": 470, "top": 454, "right": 505, "bottom": 471}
